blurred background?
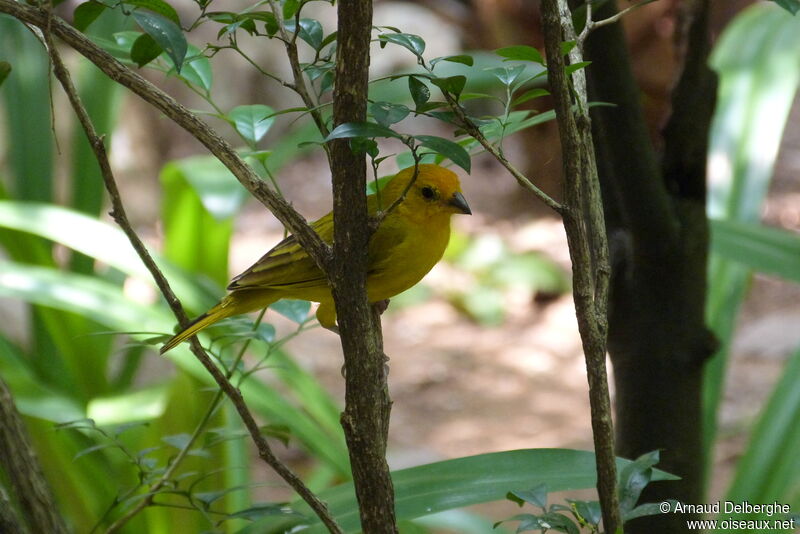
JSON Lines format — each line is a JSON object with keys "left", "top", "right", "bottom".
{"left": 1, "top": 0, "right": 799, "bottom": 532}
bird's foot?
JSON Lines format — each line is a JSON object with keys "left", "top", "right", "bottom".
{"left": 373, "top": 299, "right": 390, "bottom": 315}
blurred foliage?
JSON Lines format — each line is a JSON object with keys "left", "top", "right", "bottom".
{"left": 0, "top": 0, "right": 798, "bottom": 533}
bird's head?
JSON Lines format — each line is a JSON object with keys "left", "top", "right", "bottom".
{"left": 384, "top": 164, "right": 471, "bottom": 218}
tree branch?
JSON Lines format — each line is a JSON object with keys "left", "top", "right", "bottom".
{"left": 0, "top": 0, "right": 331, "bottom": 272}
{"left": 330, "top": 0, "right": 399, "bottom": 532}
{"left": 39, "top": 18, "right": 343, "bottom": 534}
{"left": 443, "top": 92, "right": 565, "bottom": 214}
{"left": 540, "top": 0, "right": 619, "bottom": 532}
{"left": 0, "top": 377, "right": 68, "bottom": 534}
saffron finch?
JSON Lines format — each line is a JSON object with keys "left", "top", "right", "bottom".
{"left": 160, "top": 164, "right": 470, "bottom": 353}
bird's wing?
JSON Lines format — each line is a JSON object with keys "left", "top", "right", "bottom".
{"left": 228, "top": 213, "right": 333, "bottom": 291}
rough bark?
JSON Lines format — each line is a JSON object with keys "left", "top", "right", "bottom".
{"left": 540, "top": 1, "right": 619, "bottom": 531}
{"left": 0, "top": 378, "right": 68, "bottom": 534}
{"left": 583, "top": 1, "right": 718, "bottom": 532}
{"left": 330, "top": 1, "right": 398, "bottom": 532}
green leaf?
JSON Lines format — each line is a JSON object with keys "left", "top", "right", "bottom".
{"left": 431, "top": 54, "right": 474, "bottom": 67}
{"left": 618, "top": 450, "right": 659, "bottom": 513}
{"left": 175, "top": 46, "right": 212, "bottom": 91}
{"left": 496, "top": 45, "right": 544, "bottom": 64}
{"left": 770, "top": 0, "right": 800, "bottom": 14}
{"left": 325, "top": 122, "right": 402, "bottom": 141}
{"left": 130, "top": 32, "right": 162, "bottom": 68}
{"left": 430, "top": 75, "right": 466, "bottom": 97}
{"left": 487, "top": 65, "right": 526, "bottom": 87}
{"left": 709, "top": 219, "right": 800, "bottom": 283}
{"left": 408, "top": 76, "right": 430, "bottom": 109}
{"left": 564, "top": 61, "right": 591, "bottom": 76}
{"left": 369, "top": 101, "right": 410, "bottom": 127}
{"left": 286, "top": 18, "right": 324, "bottom": 50}
{"left": 124, "top": 0, "right": 181, "bottom": 26}
{"left": 270, "top": 299, "right": 310, "bottom": 323}
{"left": 73, "top": 1, "right": 107, "bottom": 32}
{"left": 511, "top": 88, "right": 550, "bottom": 107}
{"left": 132, "top": 11, "right": 186, "bottom": 72}
{"left": 414, "top": 134, "right": 471, "bottom": 172}
{"left": 228, "top": 104, "right": 276, "bottom": 146}
{"left": 560, "top": 40, "right": 577, "bottom": 56}
{"left": 0, "top": 61, "right": 10, "bottom": 88}
{"left": 508, "top": 483, "right": 548, "bottom": 509}
{"left": 283, "top": 449, "right": 678, "bottom": 534}
{"left": 378, "top": 32, "right": 425, "bottom": 57}
{"left": 283, "top": 0, "right": 301, "bottom": 19}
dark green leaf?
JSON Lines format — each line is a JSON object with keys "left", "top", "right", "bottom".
{"left": 770, "top": 0, "right": 800, "bottom": 14}
{"left": 414, "top": 135, "right": 471, "bottom": 172}
{"left": 228, "top": 104, "right": 276, "bottom": 145}
{"left": 279, "top": 449, "right": 678, "bottom": 534}
{"left": 496, "top": 45, "right": 544, "bottom": 64}
{"left": 73, "top": 1, "right": 107, "bottom": 32}
{"left": 367, "top": 174, "right": 394, "bottom": 195}
{"left": 325, "top": 122, "right": 402, "bottom": 141}
{"left": 0, "top": 61, "right": 10, "bottom": 88}
{"left": 270, "top": 299, "right": 311, "bottom": 323}
{"left": 369, "top": 101, "right": 410, "bottom": 127}
{"left": 508, "top": 483, "right": 548, "bottom": 509}
{"left": 564, "top": 61, "right": 591, "bottom": 76}
{"left": 349, "top": 137, "right": 379, "bottom": 158}
{"left": 130, "top": 33, "right": 162, "bottom": 68}
{"left": 618, "top": 450, "right": 659, "bottom": 513}
{"left": 378, "top": 32, "right": 425, "bottom": 57}
{"left": 296, "top": 19, "right": 324, "bottom": 50}
{"left": 538, "top": 512, "right": 579, "bottom": 534}
{"left": 408, "top": 76, "right": 431, "bottom": 108}
{"left": 431, "top": 54, "right": 474, "bottom": 67}
{"left": 560, "top": 41, "right": 577, "bottom": 56}
{"left": 430, "top": 75, "right": 466, "bottom": 97}
{"left": 511, "top": 88, "right": 550, "bottom": 107}
{"left": 133, "top": 11, "right": 187, "bottom": 72}
{"left": 124, "top": 0, "right": 181, "bottom": 26}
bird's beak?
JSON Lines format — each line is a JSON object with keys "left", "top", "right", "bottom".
{"left": 448, "top": 191, "right": 472, "bottom": 215}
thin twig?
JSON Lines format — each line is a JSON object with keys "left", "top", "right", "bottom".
{"left": 541, "top": 0, "right": 619, "bottom": 532}
{"left": 41, "top": 26, "right": 343, "bottom": 534}
{"left": 266, "top": 0, "right": 331, "bottom": 145}
{"left": 443, "top": 92, "right": 565, "bottom": 214}
{"left": 578, "top": 0, "right": 658, "bottom": 45}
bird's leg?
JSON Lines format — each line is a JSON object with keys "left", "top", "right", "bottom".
{"left": 373, "top": 299, "right": 390, "bottom": 315}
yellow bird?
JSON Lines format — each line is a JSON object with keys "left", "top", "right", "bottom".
{"left": 160, "top": 164, "right": 470, "bottom": 353}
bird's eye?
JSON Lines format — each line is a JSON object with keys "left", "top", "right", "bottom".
{"left": 421, "top": 186, "right": 435, "bottom": 199}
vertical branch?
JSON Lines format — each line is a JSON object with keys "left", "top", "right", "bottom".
{"left": 540, "top": 0, "right": 620, "bottom": 532}
{"left": 0, "top": 378, "right": 68, "bottom": 534}
{"left": 330, "top": 0, "right": 398, "bottom": 532}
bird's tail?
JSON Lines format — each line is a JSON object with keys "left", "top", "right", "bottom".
{"left": 160, "top": 291, "right": 277, "bottom": 354}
